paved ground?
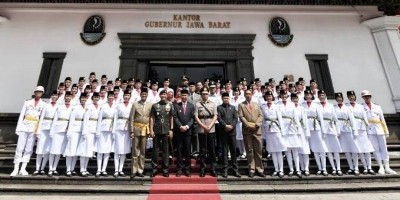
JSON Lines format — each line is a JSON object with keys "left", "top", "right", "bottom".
{"left": 1, "top": 192, "right": 400, "bottom": 200}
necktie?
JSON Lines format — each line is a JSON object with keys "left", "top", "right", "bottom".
{"left": 183, "top": 103, "right": 186, "bottom": 114}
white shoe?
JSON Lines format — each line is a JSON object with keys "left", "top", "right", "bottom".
{"left": 378, "top": 166, "right": 385, "bottom": 175}
{"left": 384, "top": 161, "right": 397, "bottom": 175}
{"left": 19, "top": 169, "right": 29, "bottom": 176}
{"left": 10, "top": 169, "right": 19, "bottom": 177}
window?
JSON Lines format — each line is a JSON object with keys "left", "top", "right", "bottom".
{"left": 37, "top": 52, "right": 66, "bottom": 98}
{"left": 305, "top": 54, "right": 335, "bottom": 99}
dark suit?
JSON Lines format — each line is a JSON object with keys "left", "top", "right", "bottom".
{"left": 217, "top": 103, "right": 239, "bottom": 174}
{"left": 173, "top": 101, "right": 195, "bottom": 172}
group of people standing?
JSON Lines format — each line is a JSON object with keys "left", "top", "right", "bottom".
{"left": 9, "top": 73, "right": 397, "bottom": 179}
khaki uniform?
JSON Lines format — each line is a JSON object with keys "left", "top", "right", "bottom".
{"left": 238, "top": 101, "right": 264, "bottom": 174}
{"left": 195, "top": 100, "right": 218, "bottom": 172}
{"left": 128, "top": 100, "right": 153, "bottom": 174}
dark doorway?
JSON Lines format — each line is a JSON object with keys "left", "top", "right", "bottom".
{"left": 118, "top": 33, "right": 256, "bottom": 84}
{"left": 149, "top": 63, "right": 225, "bottom": 88}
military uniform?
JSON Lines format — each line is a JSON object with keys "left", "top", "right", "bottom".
{"left": 10, "top": 87, "right": 46, "bottom": 177}
{"left": 195, "top": 94, "right": 218, "bottom": 177}
{"left": 150, "top": 100, "right": 174, "bottom": 176}
{"left": 128, "top": 99, "right": 153, "bottom": 177}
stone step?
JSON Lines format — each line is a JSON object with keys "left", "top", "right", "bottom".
{"left": 1, "top": 177, "right": 400, "bottom": 193}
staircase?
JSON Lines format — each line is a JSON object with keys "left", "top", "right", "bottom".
{"left": 0, "top": 141, "right": 400, "bottom": 194}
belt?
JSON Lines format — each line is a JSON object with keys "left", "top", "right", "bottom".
{"left": 133, "top": 122, "right": 150, "bottom": 135}
{"left": 75, "top": 118, "right": 83, "bottom": 121}
{"left": 354, "top": 116, "right": 368, "bottom": 127}
{"left": 58, "top": 118, "right": 69, "bottom": 121}
{"left": 118, "top": 117, "right": 129, "bottom": 120}
{"left": 43, "top": 117, "right": 53, "bottom": 121}
{"left": 199, "top": 115, "right": 213, "bottom": 119}
{"left": 307, "top": 116, "right": 320, "bottom": 131}
{"left": 368, "top": 118, "right": 381, "bottom": 124}
{"left": 24, "top": 115, "right": 39, "bottom": 133}
{"left": 323, "top": 118, "right": 334, "bottom": 128}
{"left": 89, "top": 118, "right": 98, "bottom": 121}
{"left": 282, "top": 115, "right": 297, "bottom": 129}
{"left": 265, "top": 118, "right": 280, "bottom": 130}
{"left": 102, "top": 117, "right": 113, "bottom": 120}
{"left": 338, "top": 117, "right": 350, "bottom": 127}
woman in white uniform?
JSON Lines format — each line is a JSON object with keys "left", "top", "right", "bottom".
{"left": 301, "top": 90, "right": 328, "bottom": 176}
{"left": 333, "top": 92, "right": 360, "bottom": 175}
{"left": 347, "top": 91, "right": 376, "bottom": 175}
{"left": 77, "top": 92, "right": 100, "bottom": 177}
{"left": 64, "top": 93, "right": 88, "bottom": 176}
{"left": 261, "top": 91, "right": 287, "bottom": 178}
{"left": 48, "top": 91, "right": 74, "bottom": 177}
{"left": 276, "top": 90, "right": 302, "bottom": 178}
{"left": 317, "top": 90, "right": 342, "bottom": 176}
{"left": 33, "top": 91, "right": 59, "bottom": 176}
{"left": 112, "top": 91, "right": 132, "bottom": 177}
{"left": 96, "top": 91, "right": 117, "bottom": 177}
{"left": 291, "top": 93, "right": 311, "bottom": 176}
{"left": 230, "top": 87, "right": 246, "bottom": 159}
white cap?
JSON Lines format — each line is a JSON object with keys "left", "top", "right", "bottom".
{"left": 35, "top": 86, "right": 45, "bottom": 92}
{"left": 361, "top": 90, "right": 372, "bottom": 97}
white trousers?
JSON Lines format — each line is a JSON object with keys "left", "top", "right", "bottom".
{"left": 14, "top": 132, "right": 35, "bottom": 164}
{"left": 369, "top": 134, "right": 389, "bottom": 161}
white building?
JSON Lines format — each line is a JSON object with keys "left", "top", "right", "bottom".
{"left": 0, "top": 1, "right": 399, "bottom": 115}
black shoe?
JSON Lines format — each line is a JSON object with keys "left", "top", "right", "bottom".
{"left": 81, "top": 172, "right": 88, "bottom": 177}
{"left": 256, "top": 171, "right": 266, "bottom": 178}
{"left": 248, "top": 172, "right": 255, "bottom": 178}
{"left": 185, "top": 171, "right": 191, "bottom": 177}
{"left": 40, "top": 170, "right": 46, "bottom": 175}
{"left": 163, "top": 172, "right": 169, "bottom": 177}
{"left": 368, "top": 169, "right": 376, "bottom": 175}
{"left": 211, "top": 171, "right": 217, "bottom": 177}
{"left": 176, "top": 171, "right": 182, "bottom": 177}
{"left": 295, "top": 171, "right": 302, "bottom": 178}
{"left": 137, "top": 173, "right": 144, "bottom": 177}
{"left": 233, "top": 171, "right": 241, "bottom": 178}
{"left": 222, "top": 172, "right": 228, "bottom": 178}
{"left": 32, "top": 170, "right": 40, "bottom": 176}
{"left": 71, "top": 171, "right": 77, "bottom": 176}
{"left": 101, "top": 171, "right": 108, "bottom": 177}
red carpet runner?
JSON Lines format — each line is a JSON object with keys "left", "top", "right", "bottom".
{"left": 147, "top": 175, "right": 221, "bottom": 200}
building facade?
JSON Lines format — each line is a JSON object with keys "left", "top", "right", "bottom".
{"left": 0, "top": 1, "right": 399, "bottom": 116}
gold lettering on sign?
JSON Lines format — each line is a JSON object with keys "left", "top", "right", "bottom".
{"left": 144, "top": 14, "right": 230, "bottom": 29}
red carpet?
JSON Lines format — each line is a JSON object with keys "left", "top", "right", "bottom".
{"left": 148, "top": 173, "right": 221, "bottom": 200}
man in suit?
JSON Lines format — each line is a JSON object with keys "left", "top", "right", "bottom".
{"left": 129, "top": 88, "right": 153, "bottom": 178}
{"left": 218, "top": 92, "right": 241, "bottom": 178}
{"left": 173, "top": 89, "right": 195, "bottom": 177}
{"left": 238, "top": 89, "right": 265, "bottom": 178}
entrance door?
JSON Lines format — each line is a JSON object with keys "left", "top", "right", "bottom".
{"left": 149, "top": 63, "right": 225, "bottom": 88}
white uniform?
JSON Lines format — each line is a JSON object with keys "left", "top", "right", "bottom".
{"left": 363, "top": 102, "right": 388, "bottom": 160}
{"left": 64, "top": 105, "right": 86, "bottom": 157}
{"left": 301, "top": 102, "right": 327, "bottom": 153}
{"left": 260, "top": 103, "right": 286, "bottom": 152}
{"left": 318, "top": 102, "right": 342, "bottom": 153}
{"left": 130, "top": 90, "right": 140, "bottom": 104}
{"left": 276, "top": 101, "right": 302, "bottom": 148}
{"left": 209, "top": 93, "right": 222, "bottom": 106}
{"left": 348, "top": 103, "right": 374, "bottom": 153}
{"left": 14, "top": 99, "right": 46, "bottom": 164}
{"left": 147, "top": 90, "right": 161, "bottom": 104}
{"left": 49, "top": 104, "right": 73, "bottom": 155}
{"left": 335, "top": 104, "right": 360, "bottom": 153}
{"left": 96, "top": 103, "right": 117, "bottom": 153}
{"left": 158, "top": 87, "right": 174, "bottom": 94}
{"left": 230, "top": 96, "right": 245, "bottom": 156}
{"left": 36, "top": 102, "right": 58, "bottom": 155}
{"left": 77, "top": 104, "right": 100, "bottom": 157}
{"left": 112, "top": 103, "right": 133, "bottom": 155}
{"left": 294, "top": 105, "right": 311, "bottom": 155}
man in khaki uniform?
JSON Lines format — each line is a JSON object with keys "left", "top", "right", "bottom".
{"left": 238, "top": 89, "right": 264, "bottom": 178}
{"left": 129, "top": 88, "right": 153, "bottom": 178}
{"left": 194, "top": 87, "right": 218, "bottom": 177}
